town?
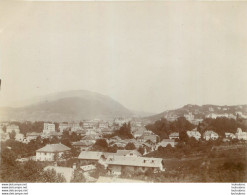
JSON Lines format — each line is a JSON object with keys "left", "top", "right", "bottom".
{"left": 1, "top": 106, "right": 247, "bottom": 183}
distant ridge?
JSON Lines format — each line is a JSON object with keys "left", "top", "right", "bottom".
{"left": 144, "top": 104, "right": 247, "bottom": 121}
{"left": 0, "top": 90, "right": 134, "bottom": 121}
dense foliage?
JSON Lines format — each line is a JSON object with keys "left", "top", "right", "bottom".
{"left": 145, "top": 117, "right": 195, "bottom": 140}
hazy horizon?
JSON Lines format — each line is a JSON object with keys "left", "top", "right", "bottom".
{"left": 0, "top": 1, "right": 247, "bottom": 113}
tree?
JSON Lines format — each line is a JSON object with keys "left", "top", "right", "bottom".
{"left": 9, "top": 131, "right": 16, "bottom": 140}
{"left": 94, "top": 139, "right": 108, "bottom": 148}
{"left": 137, "top": 146, "right": 145, "bottom": 155}
{"left": 125, "top": 142, "right": 136, "bottom": 150}
{"left": 41, "top": 169, "right": 66, "bottom": 182}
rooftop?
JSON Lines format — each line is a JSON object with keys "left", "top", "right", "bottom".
{"left": 36, "top": 143, "right": 71, "bottom": 152}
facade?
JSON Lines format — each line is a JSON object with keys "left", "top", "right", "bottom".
{"left": 43, "top": 123, "right": 55, "bottom": 134}
{"left": 235, "top": 128, "right": 247, "bottom": 141}
{"left": 78, "top": 151, "right": 103, "bottom": 165}
{"left": 169, "top": 132, "right": 179, "bottom": 140}
{"left": 58, "top": 123, "right": 70, "bottom": 132}
{"left": 15, "top": 133, "right": 25, "bottom": 142}
{"left": 105, "top": 156, "right": 165, "bottom": 176}
{"left": 187, "top": 129, "right": 201, "bottom": 140}
{"left": 203, "top": 130, "right": 219, "bottom": 141}
{"left": 36, "top": 143, "right": 71, "bottom": 161}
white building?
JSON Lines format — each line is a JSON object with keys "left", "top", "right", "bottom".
{"left": 235, "top": 128, "right": 247, "bottom": 141}
{"left": 15, "top": 133, "right": 25, "bottom": 142}
{"left": 203, "top": 130, "right": 219, "bottom": 141}
{"left": 43, "top": 123, "right": 55, "bottom": 134}
{"left": 225, "top": 132, "right": 236, "bottom": 139}
{"left": 58, "top": 123, "right": 70, "bottom": 132}
{"left": 36, "top": 143, "right": 71, "bottom": 161}
{"left": 187, "top": 129, "right": 201, "bottom": 140}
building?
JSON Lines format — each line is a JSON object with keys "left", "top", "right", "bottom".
{"left": 6, "top": 125, "right": 20, "bottom": 134}
{"left": 156, "top": 139, "right": 177, "bottom": 148}
{"left": 36, "top": 143, "right": 71, "bottom": 161}
{"left": 58, "top": 123, "right": 70, "bottom": 132}
{"left": 116, "top": 150, "right": 142, "bottom": 157}
{"left": 43, "top": 123, "right": 55, "bottom": 134}
{"left": 99, "top": 122, "right": 109, "bottom": 129}
{"left": 78, "top": 151, "right": 103, "bottom": 165}
{"left": 70, "top": 123, "right": 81, "bottom": 132}
{"left": 225, "top": 132, "right": 236, "bottom": 139}
{"left": 105, "top": 156, "right": 165, "bottom": 176}
{"left": 132, "top": 130, "right": 144, "bottom": 138}
{"left": 235, "top": 128, "right": 247, "bottom": 141}
{"left": 169, "top": 132, "right": 179, "bottom": 140}
{"left": 114, "top": 118, "right": 131, "bottom": 126}
{"left": 26, "top": 132, "right": 41, "bottom": 142}
{"left": 203, "top": 130, "right": 219, "bottom": 141}
{"left": 72, "top": 140, "right": 94, "bottom": 151}
{"left": 15, "top": 133, "right": 25, "bottom": 142}
{"left": 82, "top": 121, "right": 94, "bottom": 129}
{"left": 187, "top": 129, "right": 201, "bottom": 140}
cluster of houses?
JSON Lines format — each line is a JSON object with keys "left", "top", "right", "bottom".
{"left": 35, "top": 142, "right": 165, "bottom": 181}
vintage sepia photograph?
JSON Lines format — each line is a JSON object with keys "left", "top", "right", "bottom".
{"left": 0, "top": 0, "right": 247, "bottom": 185}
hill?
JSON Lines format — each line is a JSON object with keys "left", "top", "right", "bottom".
{"left": 0, "top": 90, "right": 133, "bottom": 121}
{"left": 145, "top": 104, "right": 247, "bottom": 122}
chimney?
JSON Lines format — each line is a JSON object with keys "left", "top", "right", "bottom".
{"left": 73, "top": 163, "right": 76, "bottom": 170}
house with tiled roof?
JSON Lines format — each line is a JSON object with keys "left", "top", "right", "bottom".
{"left": 78, "top": 151, "right": 104, "bottom": 165}
{"left": 36, "top": 143, "right": 71, "bottom": 161}
{"left": 105, "top": 156, "right": 165, "bottom": 176}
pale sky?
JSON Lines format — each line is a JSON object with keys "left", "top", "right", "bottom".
{"left": 0, "top": 1, "right": 247, "bottom": 113}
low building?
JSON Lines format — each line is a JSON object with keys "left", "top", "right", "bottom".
{"left": 78, "top": 151, "right": 103, "bottom": 165}
{"left": 187, "top": 129, "right": 201, "bottom": 140}
{"left": 105, "top": 156, "right": 165, "bottom": 176}
{"left": 36, "top": 143, "right": 71, "bottom": 161}
{"left": 203, "top": 130, "right": 219, "bottom": 141}
{"left": 169, "top": 132, "right": 179, "bottom": 140}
